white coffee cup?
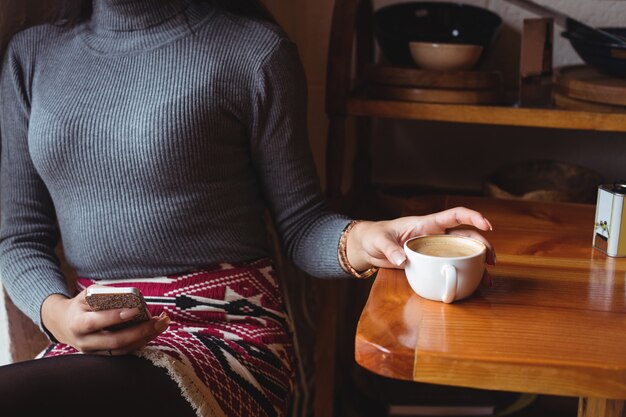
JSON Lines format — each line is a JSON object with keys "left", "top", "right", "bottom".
{"left": 404, "top": 235, "right": 487, "bottom": 303}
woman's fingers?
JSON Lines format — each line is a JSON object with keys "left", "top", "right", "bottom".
{"left": 425, "top": 207, "right": 493, "bottom": 233}
{"left": 76, "top": 307, "right": 141, "bottom": 335}
{"left": 76, "top": 313, "right": 170, "bottom": 354}
{"left": 109, "top": 314, "right": 170, "bottom": 355}
{"left": 481, "top": 269, "right": 493, "bottom": 287}
{"left": 375, "top": 233, "right": 407, "bottom": 267}
{"left": 109, "top": 324, "right": 166, "bottom": 356}
{"left": 421, "top": 207, "right": 496, "bottom": 266}
{"left": 358, "top": 222, "right": 409, "bottom": 268}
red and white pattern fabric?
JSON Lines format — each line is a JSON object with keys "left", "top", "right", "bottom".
{"left": 41, "top": 258, "right": 296, "bottom": 417}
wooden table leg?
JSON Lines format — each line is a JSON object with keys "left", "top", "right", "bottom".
{"left": 578, "top": 398, "right": 625, "bottom": 417}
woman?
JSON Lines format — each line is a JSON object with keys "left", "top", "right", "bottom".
{"left": 0, "top": 0, "right": 495, "bottom": 416}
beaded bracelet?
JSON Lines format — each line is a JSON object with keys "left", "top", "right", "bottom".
{"left": 338, "top": 220, "right": 379, "bottom": 279}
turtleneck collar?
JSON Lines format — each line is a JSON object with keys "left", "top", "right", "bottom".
{"left": 79, "top": 0, "right": 216, "bottom": 55}
{"left": 92, "top": 0, "right": 193, "bottom": 31}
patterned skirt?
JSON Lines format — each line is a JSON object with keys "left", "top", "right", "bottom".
{"left": 41, "top": 258, "right": 296, "bottom": 417}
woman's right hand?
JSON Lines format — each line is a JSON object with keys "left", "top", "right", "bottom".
{"left": 41, "top": 289, "right": 170, "bottom": 356}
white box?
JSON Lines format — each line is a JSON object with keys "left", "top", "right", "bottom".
{"left": 593, "top": 184, "right": 626, "bottom": 257}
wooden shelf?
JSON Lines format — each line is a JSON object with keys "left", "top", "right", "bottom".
{"left": 347, "top": 96, "right": 626, "bottom": 132}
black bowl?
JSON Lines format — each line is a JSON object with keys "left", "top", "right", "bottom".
{"left": 562, "top": 28, "right": 626, "bottom": 77}
{"left": 374, "top": 2, "right": 502, "bottom": 67}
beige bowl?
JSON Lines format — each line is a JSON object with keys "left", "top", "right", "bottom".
{"left": 409, "top": 42, "right": 483, "bottom": 71}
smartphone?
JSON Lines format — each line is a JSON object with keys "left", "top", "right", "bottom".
{"left": 85, "top": 286, "right": 151, "bottom": 331}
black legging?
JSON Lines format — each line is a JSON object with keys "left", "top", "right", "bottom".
{"left": 0, "top": 354, "right": 197, "bottom": 417}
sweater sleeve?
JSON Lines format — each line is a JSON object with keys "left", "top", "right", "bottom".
{"left": 0, "top": 39, "right": 71, "bottom": 328}
{"left": 249, "top": 39, "right": 352, "bottom": 278}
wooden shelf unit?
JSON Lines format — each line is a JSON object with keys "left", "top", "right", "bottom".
{"left": 323, "top": 0, "right": 626, "bottom": 201}
{"left": 347, "top": 96, "right": 626, "bottom": 132}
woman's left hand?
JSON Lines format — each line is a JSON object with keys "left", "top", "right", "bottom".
{"left": 346, "top": 207, "right": 496, "bottom": 281}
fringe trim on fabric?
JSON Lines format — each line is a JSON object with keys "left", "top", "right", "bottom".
{"left": 137, "top": 347, "right": 227, "bottom": 417}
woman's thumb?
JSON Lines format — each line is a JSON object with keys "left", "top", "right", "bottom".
{"left": 380, "top": 238, "right": 406, "bottom": 266}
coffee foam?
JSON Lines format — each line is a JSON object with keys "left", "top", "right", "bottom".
{"left": 407, "top": 236, "right": 484, "bottom": 258}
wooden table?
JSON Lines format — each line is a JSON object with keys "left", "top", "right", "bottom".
{"left": 355, "top": 196, "right": 626, "bottom": 417}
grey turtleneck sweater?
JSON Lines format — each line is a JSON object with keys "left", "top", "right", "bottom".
{"left": 0, "top": 0, "right": 351, "bottom": 326}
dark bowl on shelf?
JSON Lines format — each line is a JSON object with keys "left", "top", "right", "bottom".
{"left": 373, "top": 2, "right": 502, "bottom": 67}
{"left": 562, "top": 28, "right": 626, "bottom": 77}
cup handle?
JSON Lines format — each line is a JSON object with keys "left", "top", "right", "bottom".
{"left": 441, "top": 264, "right": 457, "bottom": 303}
